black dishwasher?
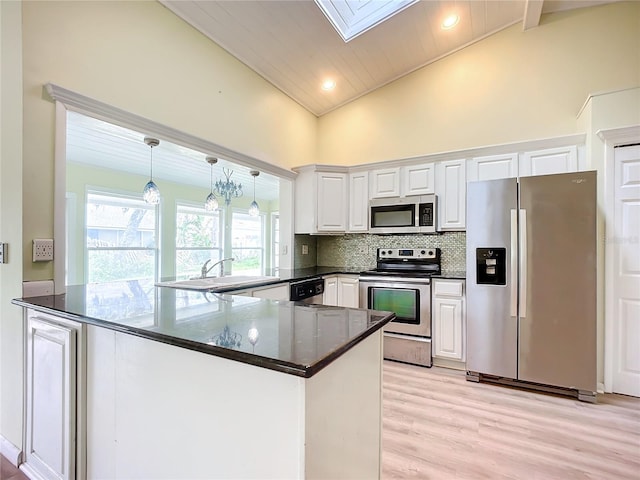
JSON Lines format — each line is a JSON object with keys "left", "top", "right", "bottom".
{"left": 289, "top": 277, "right": 325, "bottom": 304}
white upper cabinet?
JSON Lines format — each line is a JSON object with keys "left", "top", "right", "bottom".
{"left": 435, "top": 159, "right": 466, "bottom": 230}
{"left": 519, "top": 145, "right": 578, "bottom": 177}
{"left": 294, "top": 165, "right": 349, "bottom": 234}
{"left": 370, "top": 167, "right": 400, "bottom": 198}
{"left": 349, "top": 171, "right": 369, "bottom": 232}
{"left": 294, "top": 166, "right": 348, "bottom": 234}
{"left": 467, "top": 153, "right": 518, "bottom": 182}
{"left": 401, "top": 163, "right": 435, "bottom": 196}
{"left": 317, "top": 172, "right": 348, "bottom": 231}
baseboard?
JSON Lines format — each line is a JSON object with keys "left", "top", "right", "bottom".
{"left": 20, "top": 462, "right": 48, "bottom": 480}
{"left": 432, "top": 357, "right": 466, "bottom": 371}
{"left": 0, "top": 435, "right": 22, "bottom": 467}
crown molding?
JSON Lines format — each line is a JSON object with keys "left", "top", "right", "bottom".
{"left": 44, "top": 83, "right": 297, "bottom": 180}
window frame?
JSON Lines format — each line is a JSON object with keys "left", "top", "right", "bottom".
{"left": 84, "top": 188, "right": 159, "bottom": 283}
{"left": 175, "top": 201, "right": 224, "bottom": 280}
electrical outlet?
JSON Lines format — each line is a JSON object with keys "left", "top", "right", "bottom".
{"left": 302, "top": 244, "right": 309, "bottom": 255}
{"left": 0, "top": 243, "right": 7, "bottom": 264}
{"left": 33, "top": 239, "right": 54, "bottom": 262}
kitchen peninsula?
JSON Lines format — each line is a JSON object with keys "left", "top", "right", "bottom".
{"left": 13, "top": 281, "right": 393, "bottom": 480}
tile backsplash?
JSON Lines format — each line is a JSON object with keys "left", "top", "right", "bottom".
{"left": 295, "top": 232, "right": 466, "bottom": 273}
{"left": 293, "top": 234, "right": 318, "bottom": 269}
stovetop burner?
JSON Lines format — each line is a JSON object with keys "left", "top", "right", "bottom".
{"left": 362, "top": 247, "right": 442, "bottom": 277}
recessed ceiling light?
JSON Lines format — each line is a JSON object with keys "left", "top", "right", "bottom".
{"left": 442, "top": 14, "right": 459, "bottom": 30}
{"left": 321, "top": 79, "right": 336, "bottom": 91}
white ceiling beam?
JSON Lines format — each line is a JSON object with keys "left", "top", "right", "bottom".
{"left": 523, "top": 0, "right": 544, "bottom": 31}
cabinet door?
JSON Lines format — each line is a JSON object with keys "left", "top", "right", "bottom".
{"left": 468, "top": 153, "right": 518, "bottom": 181}
{"left": 435, "top": 159, "right": 466, "bottom": 230}
{"left": 401, "top": 163, "right": 435, "bottom": 196}
{"left": 323, "top": 276, "right": 339, "bottom": 306}
{"left": 317, "top": 172, "right": 347, "bottom": 232}
{"left": 370, "top": 168, "right": 400, "bottom": 198}
{"left": 519, "top": 146, "right": 578, "bottom": 177}
{"left": 348, "top": 172, "right": 369, "bottom": 232}
{"left": 433, "top": 296, "right": 464, "bottom": 361}
{"left": 25, "top": 315, "right": 77, "bottom": 480}
{"left": 338, "top": 276, "right": 359, "bottom": 308}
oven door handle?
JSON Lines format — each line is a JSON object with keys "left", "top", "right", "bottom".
{"left": 358, "top": 276, "right": 432, "bottom": 285}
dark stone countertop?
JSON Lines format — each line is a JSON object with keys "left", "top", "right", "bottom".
{"left": 12, "top": 281, "right": 394, "bottom": 378}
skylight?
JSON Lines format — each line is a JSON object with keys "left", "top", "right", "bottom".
{"left": 315, "top": 0, "right": 418, "bottom": 42}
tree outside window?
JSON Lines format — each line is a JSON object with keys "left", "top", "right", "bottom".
{"left": 232, "top": 211, "right": 264, "bottom": 275}
{"left": 176, "top": 204, "right": 223, "bottom": 279}
{"left": 86, "top": 192, "right": 157, "bottom": 283}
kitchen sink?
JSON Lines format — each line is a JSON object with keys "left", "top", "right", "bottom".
{"left": 156, "top": 275, "right": 280, "bottom": 291}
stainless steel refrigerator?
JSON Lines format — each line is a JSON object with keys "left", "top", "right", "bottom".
{"left": 466, "top": 171, "right": 597, "bottom": 402}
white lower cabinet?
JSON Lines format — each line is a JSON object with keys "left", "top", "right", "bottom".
{"left": 24, "top": 310, "right": 85, "bottom": 480}
{"left": 337, "top": 276, "right": 359, "bottom": 308}
{"left": 432, "top": 279, "right": 466, "bottom": 368}
{"left": 323, "top": 275, "right": 359, "bottom": 307}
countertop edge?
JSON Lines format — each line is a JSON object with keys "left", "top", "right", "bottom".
{"left": 12, "top": 297, "right": 395, "bottom": 378}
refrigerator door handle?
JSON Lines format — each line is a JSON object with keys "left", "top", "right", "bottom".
{"left": 510, "top": 209, "right": 518, "bottom": 317}
{"left": 519, "top": 208, "right": 527, "bottom": 318}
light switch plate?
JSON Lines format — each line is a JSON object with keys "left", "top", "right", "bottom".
{"left": 33, "top": 239, "right": 54, "bottom": 262}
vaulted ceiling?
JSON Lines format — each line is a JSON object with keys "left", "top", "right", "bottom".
{"left": 159, "top": 0, "right": 617, "bottom": 116}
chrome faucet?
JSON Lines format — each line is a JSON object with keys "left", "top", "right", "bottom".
{"left": 201, "top": 257, "right": 234, "bottom": 278}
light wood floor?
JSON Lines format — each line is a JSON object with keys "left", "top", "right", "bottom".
{"left": 382, "top": 361, "right": 640, "bottom": 479}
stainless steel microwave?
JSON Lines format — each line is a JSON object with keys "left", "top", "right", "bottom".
{"left": 369, "top": 195, "right": 438, "bottom": 234}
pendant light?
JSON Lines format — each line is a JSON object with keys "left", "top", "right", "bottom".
{"left": 205, "top": 156, "right": 219, "bottom": 211}
{"left": 143, "top": 137, "right": 160, "bottom": 204}
{"left": 248, "top": 170, "right": 260, "bottom": 217}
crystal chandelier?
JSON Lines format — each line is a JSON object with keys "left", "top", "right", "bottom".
{"left": 214, "top": 167, "right": 243, "bottom": 206}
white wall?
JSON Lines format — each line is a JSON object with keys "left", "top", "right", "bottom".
{"left": 0, "top": 0, "right": 24, "bottom": 458}
{"left": 316, "top": 2, "right": 640, "bottom": 166}
{"left": 22, "top": 0, "right": 316, "bottom": 281}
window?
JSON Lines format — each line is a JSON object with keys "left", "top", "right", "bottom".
{"left": 176, "top": 204, "right": 223, "bottom": 279}
{"left": 231, "top": 211, "right": 264, "bottom": 275}
{"left": 86, "top": 192, "right": 157, "bottom": 283}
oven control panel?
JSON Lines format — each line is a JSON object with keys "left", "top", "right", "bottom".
{"left": 377, "top": 248, "right": 439, "bottom": 260}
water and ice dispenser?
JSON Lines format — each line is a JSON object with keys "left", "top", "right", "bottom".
{"left": 476, "top": 248, "right": 506, "bottom": 285}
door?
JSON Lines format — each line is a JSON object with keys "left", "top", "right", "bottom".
{"left": 337, "top": 276, "right": 359, "bottom": 308}
{"left": 518, "top": 172, "right": 597, "bottom": 392}
{"left": 370, "top": 168, "right": 400, "bottom": 198}
{"left": 519, "top": 145, "right": 578, "bottom": 177}
{"left": 401, "top": 163, "right": 435, "bottom": 196}
{"left": 317, "top": 172, "right": 347, "bottom": 232}
{"left": 25, "top": 315, "right": 77, "bottom": 480}
{"left": 348, "top": 172, "right": 369, "bottom": 232}
{"left": 466, "top": 178, "right": 518, "bottom": 378}
{"left": 612, "top": 145, "right": 640, "bottom": 397}
{"left": 435, "top": 159, "right": 466, "bottom": 230}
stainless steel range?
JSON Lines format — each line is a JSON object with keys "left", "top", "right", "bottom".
{"left": 359, "top": 248, "right": 441, "bottom": 367}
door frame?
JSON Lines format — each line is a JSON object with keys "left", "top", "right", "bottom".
{"left": 598, "top": 124, "right": 640, "bottom": 394}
